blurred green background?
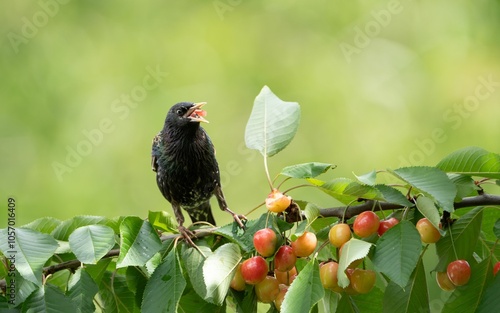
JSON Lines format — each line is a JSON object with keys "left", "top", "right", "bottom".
{"left": 2, "top": 0, "right": 500, "bottom": 227}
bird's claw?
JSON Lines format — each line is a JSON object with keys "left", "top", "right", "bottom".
{"left": 178, "top": 225, "right": 197, "bottom": 246}
{"left": 232, "top": 214, "right": 247, "bottom": 229}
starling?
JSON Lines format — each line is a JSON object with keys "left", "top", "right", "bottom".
{"left": 152, "top": 102, "right": 245, "bottom": 242}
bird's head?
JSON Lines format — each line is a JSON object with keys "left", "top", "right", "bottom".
{"left": 165, "top": 102, "right": 209, "bottom": 128}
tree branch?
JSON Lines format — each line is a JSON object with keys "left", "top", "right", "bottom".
{"left": 318, "top": 194, "right": 500, "bottom": 220}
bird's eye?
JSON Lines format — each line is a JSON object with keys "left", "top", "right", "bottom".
{"left": 176, "top": 109, "right": 183, "bottom": 115}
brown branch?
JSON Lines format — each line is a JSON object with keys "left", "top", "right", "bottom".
{"left": 319, "top": 194, "right": 500, "bottom": 220}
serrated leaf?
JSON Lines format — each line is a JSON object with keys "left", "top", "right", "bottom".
{"left": 178, "top": 288, "right": 225, "bottom": 313}
{"left": 7, "top": 270, "right": 37, "bottom": 306}
{"left": 391, "top": 166, "right": 457, "bottom": 212}
{"left": 51, "top": 215, "right": 117, "bottom": 240}
{"left": 22, "top": 284, "right": 77, "bottom": 312}
{"left": 148, "top": 210, "right": 177, "bottom": 233}
{"left": 354, "top": 170, "right": 377, "bottom": 185}
{"left": 449, "top": 174, "right": 479, "bottom": 201}
{"left": 183, "top": 245, "right": 212, "bottom": 300}
{"left": 203, "top": 243, "right": 242, "bottom": 304}
{"left": 20, "top": 217, "right": 62, "bottom": 234}
{"left": 280, "top": 162, "right": 334, "bottom": 179}
{"left": 125, "top": 266, "right": 148, "bottom": 308}
{"left": 280, "top": 259, "right": 324, "bottom": 313}
{"left": 336, "top": 295, "right": 360, "bottom": 312}
{"left": 310, "top": 178, "right": 365, "bottom": 204}
{"left": 228, "top": 287, "right": 257, "bottom": 313}
{"left": 69, "top": 225, "right": 115, "bottom": 264}
{"left": 437, "top": 146, "right": 500, "bottom": 179}
{"left": 442, "top": 257, "right": 492, "bottom": 313}
{"left": 374, "top": 184, "right": 413, "bottom": 207}
{"left": 382, "top": 257, "right": 429, "bottom": 313}
{"left": 304, "top": 202, "right": 321, "bottom": 222}
{"left": 372, "top": 221, "right": 422, "bottom": 288}
{"left": 435, "top": 206, "right": 483, "bottom": 271}
{"left": 494, "top": 218, "right": 500, "bottom": 239}
{"left": 477, "top": 272, "right": 500, "bottom": 313}
{"left": 116, "top": 216, "right": 162, "bottom": 268}
{"left": 0, "top": 228, "right": 58, "bottom": 285}
{"left": 245, "top": 85, "right": 300, "bottom": 157}
{"left": 352, "top": 286, "right": 384, "bottom": 313}
{"left": 85, "top": 258, "right": 112, "bottom": 286}
{"left": 67, "top": 268, "right": 99, "bottom": 313}
{"left": 479, "top": 208, "right": 500, "bottom": 242}
{"left": 415, "top": 196, "right": 443, "bottom": 234}
{"left": 338, "top": 239, "right": 373, "bottom": 288}
{"left": 142, "top": 248, "right": 186, "bottom": 313}
{"left": 98, "top": 271, "right": 136, "bottom": 312}
{"left": 320, "top": 289, "right": 339, "bottom": 313}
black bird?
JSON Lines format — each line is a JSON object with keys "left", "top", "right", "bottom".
{"left": 152, "top": 102, "right": 245, "bottom": 242}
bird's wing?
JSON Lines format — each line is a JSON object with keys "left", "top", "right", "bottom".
{"left": 151, "top": 132, "right": 162, "bottom": 172}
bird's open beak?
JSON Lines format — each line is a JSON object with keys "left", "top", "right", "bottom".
{"left": 186, "top": 102, "right": 209, "bottom": 123}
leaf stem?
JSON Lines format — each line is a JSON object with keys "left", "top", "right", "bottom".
{"left": 264, "top": 155, "right": 274, "bottom": 190}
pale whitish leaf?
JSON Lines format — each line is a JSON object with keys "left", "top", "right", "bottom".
{"left": 183, "top": 245, "right": 212, "bottom": 300}
{"left": 321, "top": 289, "right": 338, "bottom": 313}
{"left": 245, "top": 85, "right": 300, "bottom": 157}
{"left": 354, "top": 170, "right": 377, "bottom": 185}
{"left": 22, "top": 284, "right": 78, "bottom": 312}
{"left": 382, "top": 257, "right": 429, "bottom": 313}
{"left": 280, "top": 162, "right": 334, "bottom": 179}
{"left": 435, "top": 206, "right": 483, "bottom": 271}
{"left": 448, "top": 174, "right": 479, "bottom": 201}
{"left": 442, "top": 257, "right": 492, "bottom": 313}
{"left": 437, "top": 146, "right": 500, "bottom": 179}
{"left": 51, "top": 215, "right": 117, "bottom": 240}
{"left": 116, "top": 216, "right": 162, "bottom": 268}
{"left": 391, "top": 166, "right": 457, "bottom": 212}
{"left": 372, "top": 221, "right": 422, "bottom": 288}
{"left": 67, "top": 268, "right": 99, "bottom": 313}
{"left": 142, "top": 248, "right": 186, "bottom": 313}
{"left": 280, "top": 259, "right": 324, "bottom": 313}
{"left": 0, "top": 228, "right": 58, "bottom": 285}
{"left": 337, "top": 239, "right": 373, "bottom": 288}
{"left": 20, "top": 217, "right": 61, "bottom": 234}
{"left": 415, "top": 196, "right": 443, "bottom": 235}
{"left": 203, "top": 243, "right": 242, "bottom": 305}
{"left": 69, "top": 225, "right": 115, "bottom": 264}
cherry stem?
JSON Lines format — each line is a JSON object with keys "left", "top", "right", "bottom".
{"left": 448, "top": 225, "right": 459, "bottom": 260}
{"left": 263, "top": 155, "right": 274, "bottom": 191}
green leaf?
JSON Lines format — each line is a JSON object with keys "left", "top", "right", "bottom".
{"left": 310, "top": 178, "right": 382, "bottom": 204}
{"left": 374, "top": 184, "right": 414, "bottom": 207}
{"left": 353, "top": 287, "right": 384, "bottom": 313}
{"left": 0, "top": 228, "right": 58, "bottom": 285}
{"left": 203, "top": 243, "right": 242, "bottom": 304}
{"left": 67, "top": 268, "right": 99, "bottom": 313}
{"left": 183, "top": 245, "right": 212, "bottom": 300}
{"left": 228, "top": 287, "right": 257, "bottom": 313}
{"left": 116, "top": 216, "right": 162, "bottom": 268}
{"left": 354, "top": 170, "right": 377, "bottom": 185}
{"left": 442, "top": 257, "right": 492, "bottom": 313}
{"left": 178, "top": 288, "right": 225, "bottom": 313}
{"left": 449, "top": 174, "right": 479, "bottom": 201}
{"left": 437, "top": 146, "right": 500, "bottom": 179}
{"left": 280, "top": 259, "right": 324, "bottom": 313}
{"left": 477, "top": 272, "right": 500, "bottom": 313}
{"left": 372, "top": 221, "right": 422, "bottom": 288}
{"left": 142, "top": 248, "right": 186, "bottom": 313}
{"left": 280, "top": 162, "right": 334, "bottom": 179}
{"left": 7, "top": 270, "right": 37, "bottom": 306}
{"left": 69, "top": 225, "right": 115, "bottom": 264}
{"left": 304, "top": 202, "right": 321, "bottom": 222}
{"left": 85, "top": 258, "right": 112, "bottom": 285}
{"left": 391, "top": 166, "right": 457, "bottom": 212}
{"left": 435, "top": 206, "right": 483, "bottom": 271}
{"left": 415, "top": 196, "right": 443, "bottom": 234}
{"left": 494, "top": 218, "right": 500, "bottom": 239}
{"left": 320, "top": 289, "right": 338, "bottom": 313}
{"left": 51, "top": 215, "right": 117, "bottom": 240}
{"left": 98, "top": 271, "right": 136, "bottom": 312}
{"left": 22, "top": 284, "right": 77, "bottom": 312}
{"left": 20, "top": 217, "right": 62, "bottom": 234}
{"left": 336, "top": 295, "right": 360, "bottom": 312}
{"left": 245, "top": 85, "right": 300, "bottom": 157}
{"left": 148, "top": 210, "right": 177, "bottom": 233}
{"left": 126, "top": 266, "right": 148, "bottom": 309}
{"left": 382, "top": 257, "right": 429, "bottom": 313}
{"left": 338, "top": 239, "right": 373, "bottom": 288}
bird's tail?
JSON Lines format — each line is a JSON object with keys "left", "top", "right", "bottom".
{"left": 188, "top": 201, "right": 216, "bottom": 226}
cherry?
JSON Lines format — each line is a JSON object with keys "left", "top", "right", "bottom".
{"left": 436, "top": 271, "right": 456, "bottom": 291}
{"left": 253, "top": 228, "right": 278, "bottom": 257}
{"left": 274, "top": 246, "right": 297, "bottom": 272}
{"left": 275, "top": 267, "right": 297, "bottom": 285}
{"left": 266, "top": 189, "right": 292, "bottom": 213}
{"left": 348, "top": 268, "right": 376, "bottom": 294}
{"left": 230, "top": 263, "right": 246, "bottom": 291}
{"left": 255, "top": 276, "right": 280, "bottom": 303}
{"left": 377, "top": 217, "right": 399, "bottom": 236}
{"left": 291, "top": 231, "right": 317, "bottom": 257}
{"left": 416, "top": 218, "right": 441, "bottom": 244}
{"left": 274, "top": 284, "right": 288, "bottom": 311}
{"left": 447, "top": 260, "right": 471, "bottom": 286}
{"left": 329, "top": 223, "right": 352, "bottom": 248}
{"left": 353, "top": 211, "right": 380, "bottom": 238}
{"left": 494, "top": 261, "right": 500, "bottom": 276}
{"left": 319, "top": 261, "right": 342, "bottom": 293}
{"left": 240, "top": 256, "right": 268, "bottom": 285}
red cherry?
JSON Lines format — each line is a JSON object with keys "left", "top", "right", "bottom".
{"left": 447, "top": 260, "right": 471, "bottom": 286}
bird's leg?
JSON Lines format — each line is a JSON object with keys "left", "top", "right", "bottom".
{"left": 172, "top": 202, "right": 196, "bottom": 246}
{"left": 214, "top": 186, "right": 247, "bottom": 229}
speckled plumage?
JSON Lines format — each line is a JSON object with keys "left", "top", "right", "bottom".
{"left": 152, "top": 102, "right": 244, "bottom": 233}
